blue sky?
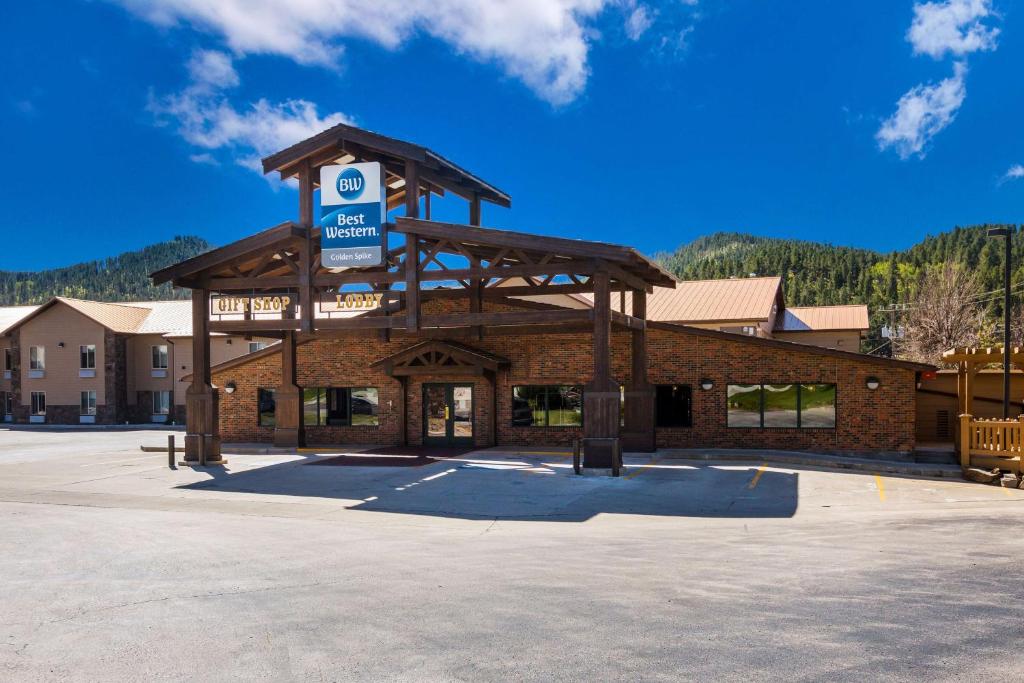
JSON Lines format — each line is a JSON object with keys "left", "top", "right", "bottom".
{"left": 1, "top": 0, "right": 1021, "bottom": 270}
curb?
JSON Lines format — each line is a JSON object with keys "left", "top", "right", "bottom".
{"left": 659, "top": 449, "right": 961, "bottom": 478}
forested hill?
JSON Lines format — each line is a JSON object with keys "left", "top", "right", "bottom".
{"left": 0, "top": 236, "right": 211, "bottom": 305}
{"left": 656, "top": 226, "right": 1021, "bottom": 351}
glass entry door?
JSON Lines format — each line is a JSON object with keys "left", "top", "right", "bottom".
{"left": 423, "top": 384, "right": 474, "bottom": 446}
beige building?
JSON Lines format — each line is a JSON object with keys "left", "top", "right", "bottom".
{"left": 0, "top": 297, "right": 273, "bottom": 425}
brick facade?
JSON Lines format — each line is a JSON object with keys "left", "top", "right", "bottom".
{"left": 212, "top": 311, "right": 919, "bottom": 454}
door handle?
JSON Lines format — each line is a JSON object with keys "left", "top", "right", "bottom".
{"left": 445, "top": 406, "right": 450, "bottom": 420}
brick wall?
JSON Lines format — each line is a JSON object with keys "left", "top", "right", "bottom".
{"left": 210, "top": 304, "right": 918, "bottom": 453}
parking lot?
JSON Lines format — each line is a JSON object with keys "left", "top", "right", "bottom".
{"left": 2, "top": 428, "right": 1024, "bottom": 681}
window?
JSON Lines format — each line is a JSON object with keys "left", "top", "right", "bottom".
{"left": 249, "top": 341, "right": 269, "bottom": 353}
{"left": 3, "top": 348, "right": 11, "bottom": 371}
{"left": 800, "top": 384, "right": 836, "bottom": 428}
{"left": 302, "top": 387, "right": 380, "bottom": 427}
{"left": 258, "top": 388, "right": 276, "bottom": 427}
{"left": 31, "top": 391, "right": 45, "bottom": 416}
{"left": 80, "top": 345, "right": 96, "bottom": 370}
{"left": 152, "top": 391, "right": 171, "bottom": 415}
{"left": 80, "top": 390, "right": 97, "bottom": 416}
{"left": 152, "top": 345, "right": 169, "bottom": 369}
{"left": 727, "top": 383, "right": 836, "bottom": 429}
{"left": 29, "top": 346, "right": 44, "bottom": 370}
{"left": 3, "top": 392, "right": 11, "bottom": 416}
{"left": 656, "top": 385, "right": 692, "bottom": 428}
{"left": 512, "top": 385, "right": 583, "bottom": 427}
{"left": 763, "top": 384, "right": 798, "bottom": 428}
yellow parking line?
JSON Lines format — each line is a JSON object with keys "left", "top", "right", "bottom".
{"left": 874, "top": 474, "right": 886, "bottom": 502}
{"left": 623, "top": 457, "right": 659, "bottom": 480}
{"left": 747, "top": 464, "right": 768, "bottom": 489}
{"left": 1001, "top": 484, "right": 1013, "bottom": 496}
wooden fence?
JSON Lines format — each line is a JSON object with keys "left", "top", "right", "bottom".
{"left": 959, "top": 414, "right": 1024, "bottom": 473}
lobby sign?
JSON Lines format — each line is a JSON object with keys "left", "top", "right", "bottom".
{"left": 320, "top": 162, "right": 386, "bottom": 268}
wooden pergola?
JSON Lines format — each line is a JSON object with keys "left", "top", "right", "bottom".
{"left": 152, "top": 124, "right": 676, "bottom": 466}
{"left": 941, "top": 346, "right": 1024, "bottom": 416}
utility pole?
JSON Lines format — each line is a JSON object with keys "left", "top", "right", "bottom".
{"left": 987, "top": 225, "right": 1014, "bottom": 419}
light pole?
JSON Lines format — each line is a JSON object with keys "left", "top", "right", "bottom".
{"left": 987, "top": 225, "right": 1014, "bottom": 419}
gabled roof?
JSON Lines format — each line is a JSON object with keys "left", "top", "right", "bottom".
{"left": 260, "top": 122, "right": 511, "bottom": 207}
{"left": 774, "top": 305, "right": 870, "bottom": 332}
{"left": 0, "top": 305, "right": 40, "bottom": 336}
{"left": 1, "top": 298, "right": 193, "bottom": 337}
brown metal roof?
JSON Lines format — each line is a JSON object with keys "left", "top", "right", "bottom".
{"left": 774, "top": 305, "right": 870, "bottom": 332}
{"left": 580, "top": 276, "right": 782, "bottom": 322}
{"left": 2, "top": 298, "right": 193, "bottom": 336}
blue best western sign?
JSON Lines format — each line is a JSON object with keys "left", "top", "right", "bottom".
{"left": 320, "top": 162, "right": 386, "bottom": 267}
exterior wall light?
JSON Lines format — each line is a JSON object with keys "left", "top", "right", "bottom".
{"left": 224, "top": 381, "right": 237, "bottom": 395}
{"left": 57, "top": 342, "right": 65, "bottom": 349}
{"left": 700, "top": 379, "right": 714, "bottom": 391}
{"left": 866, "top": 377, "right": 880, "bottom": 391}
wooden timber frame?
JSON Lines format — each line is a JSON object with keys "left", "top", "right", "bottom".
{"left": 943, "top": 346, "right": 1024, "bottom": 469}
{"left": 151, "top": 123, "right": 676, "bottom": 466}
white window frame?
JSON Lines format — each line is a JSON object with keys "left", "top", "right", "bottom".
{"left": 29, "top": 346, "right": 45, "bottom": 371}
{"left": 30, "top": 391, "right": 46, "bottom": 420}
{"left": 249, "top": 341, "right": 269, "bottom": 353}
{"left": 151, "top": 345, "right": 169, "bottom": 369}
{"left": 2, "top": 349, "right": 10, "bottom": 380}
{"left": 2, "top": 392, "right": 11, "bottom": 422}
{"left": 79, "top": 345, "right": 96, "bottom": 369}
{"left": 80, "top": 390, "right": 97, "bottom": 417}
{"left": 152, "top": 390, "right": 171, "bottom": 419}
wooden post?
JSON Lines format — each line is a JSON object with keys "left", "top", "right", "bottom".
{"left": 398, "top": 376, "right": 408, "bottom": 447}
{"left": 405, "top": 234, "right": 419, "bottom": 332}
{"left": 297, "top": 160, "right": 314, "bottom": 334}
{"left": 469, "top": 192, "right": 481, "bottom": 227}
{"left": 623, "top": 289, "right": 655, "bottom": 452}
{"left": 274, "top": 331, "right": 305, "bottom": 448}
{"left": 168, "top": 434, "right": 176, "bottom": 470}
{"left": 184, "top": 289, "right": 221, "bottom": 462}
{"left": 405, "top": 160, "right": 419, "bottom": 219}
{"left": 583, "top": 269, "right": 620, "bottom": 468}
{"left": 959, "top": 413, "right": 972, "bottom": 468}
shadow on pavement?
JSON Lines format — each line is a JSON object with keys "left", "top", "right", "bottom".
{"left": 177, "top": 454, "right": 799, "bottom": 522}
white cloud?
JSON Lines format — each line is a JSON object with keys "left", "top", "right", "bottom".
{"left": 150, "top": 50, "right": 353, "bottom": 174}
{"left": 876, "top": 62, "right": 967, "bottom": 160}
{"left": 624, "top": 3, "right": 655, "bottom": 41}
{"left": 1000, "top": 165, "right": 1024, "bottom": 184}
{"left": 187, "top": 48, "right": 239, "bottom": 89}
{"left": 188, "top": 152, "right": 219, "bottom": 166}
{"left": 908, "top": 0, "right": 999, "bottom": 59}
{"left": 110, "top": 0, "right": 637, "bottom": 106}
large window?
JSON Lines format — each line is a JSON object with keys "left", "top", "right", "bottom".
{"left": 303, "top": 387, "right": 379, "bottom": 426}
{"left": 152, "top": 391, "right": 171, "bottom": 416}
{"left": 258, "top": 389, "right": 276, "bottom": 427}
{"left": 656, "top": 385, "right": 692, "bottom": 428}
{"left": 3, "top": 348, "right": 11, "bottom": 371}
{"left": 31, "top": 391, "right": 46, "bottom": 416}
{"left": 29, "top": 346, "right": 45, "bottom": 370}
{"left": 727, "top": 383, "right": 836, "bottom": 429}
{"left": 512, "top": 385, "right": 583, "bottom": 427}
{"left": 151, "top": 345, "right": 169, "bottom": 370}
{"left": 80, "top": 391, "right": 97, "bottom": 416}
{"left": 80, "top": 345, "right": 96, "bottom": 370}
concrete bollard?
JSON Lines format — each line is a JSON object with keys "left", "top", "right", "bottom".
{"left": 168, "top": 434, "right": 176, "bottom": 470}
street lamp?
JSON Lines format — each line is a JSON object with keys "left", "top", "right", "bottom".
{"left": 988, "top": 226, "right": 1014, "bottom": 419}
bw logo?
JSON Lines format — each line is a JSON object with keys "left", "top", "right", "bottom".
{"left": 336, "top": 167, "right": 365, "bottom": 200}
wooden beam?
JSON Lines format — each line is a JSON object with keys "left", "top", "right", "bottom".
{"left": 421, "top": 309, "right": 590, "bottom": 328}
{"left": 469, "top": 192, "right": 481, "bottom": 226}
{"left": 298, "top": 159, "right": 314, "bottom": 334}
{"left": 207, "top": 276, "right": 300, "bottom": 290}
{"left": 405, "top": 234, "right": 419, "bottom": 331}
{"left": 210, "top": 319, "right": 301, "bottom": 334}
{"left": 152, "top": 222, "right": 302, "bottom": 285}
{"left": 405, "top": 160, "right": 419, "bottom": 219}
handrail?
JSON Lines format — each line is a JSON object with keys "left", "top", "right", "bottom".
{"left": 959, "top": 414, "right": 1024, "bottom": 472}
